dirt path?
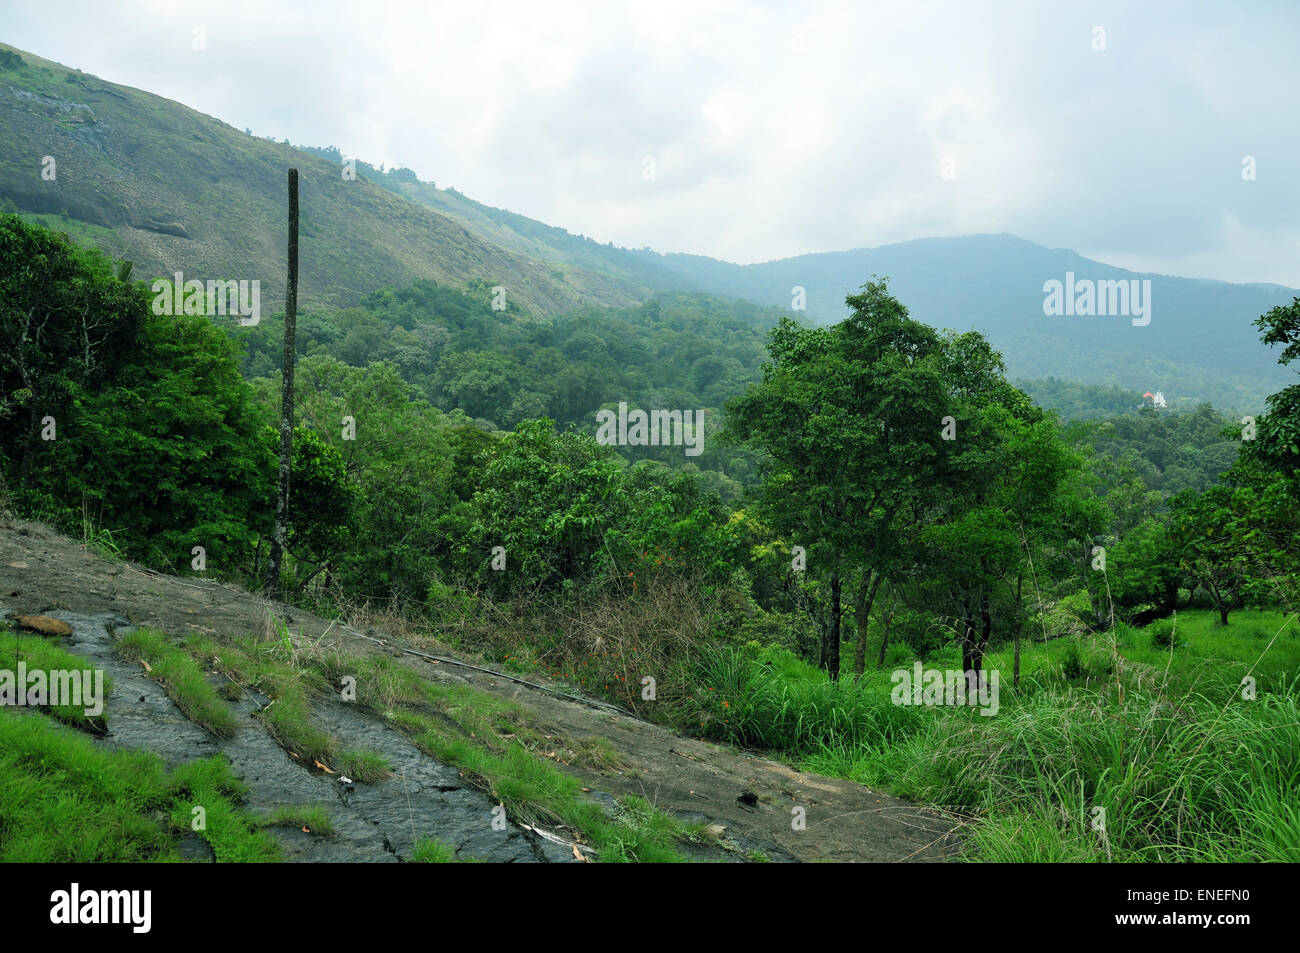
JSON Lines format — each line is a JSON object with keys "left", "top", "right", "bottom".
{"left": 0, "top": 519, "right": 966, "bottom": 862}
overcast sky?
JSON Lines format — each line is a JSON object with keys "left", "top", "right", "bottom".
{"left": 3, "top": 0, "right": 1297, "bottom": 285}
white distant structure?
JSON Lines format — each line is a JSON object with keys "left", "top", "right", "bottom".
{"left": 1141, "top": 390, "right": 1167, "bottom": 409}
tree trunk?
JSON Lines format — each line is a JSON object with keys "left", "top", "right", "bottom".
{"left": 978, "top": 597, "right": 993, "bottom": 700}
{"left": 825, "top": 571, "right": 842, "bottom": 682}
{"left": 852, "top": 567, "right": 880, "bottom": 675}
{"left": 1162, "top": 578, "right": 1179, "bottom": 613}
{"left": 960, "top": 592, "right": 993, "bottom": 703}
{"left": 875, "top": 584, "right": 897, "bottom": 669}
{"left": 18, "top": 403, "right": 39, "bottom": 488}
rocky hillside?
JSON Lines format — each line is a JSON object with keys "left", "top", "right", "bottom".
{"left": 0, "top": 518, "right": 964, "bottom": 863}
{"left": 0, "top": 43, "right": 647, "bottom": 315}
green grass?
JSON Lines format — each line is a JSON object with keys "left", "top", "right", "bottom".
{"left": 116, "top": 628, "right": 240, "bottom": 737}
{"left": 182, "top": 633, "right": 392, "bottom": 782}
{"left": 411, "top": 836, "right": 480, "bottom": 862}
{"left": 0, "top": 625, "right": 111, "bottom": 732}
{"left": 694, "top": 643, "right": 932, "bottom": 752}
{"left": 930, "top": 608, "right": 1300, "bottom": 700}
{"left": 392, "top": 709, "right": 686, "bottom": 861}
{"left": 302, "top": 647, "right": 693, "bottom": 861}
{"left": 167, "top": 756, "right": 282, "bottom": 861}
{"left": 257, "top": 804, "right": 336, "bottom": 837}
{"left": 0, "top": 708, "right": 279, "bottom": 861}
{"left": 701, "top": 610, "right": 1300, "bottom": 862}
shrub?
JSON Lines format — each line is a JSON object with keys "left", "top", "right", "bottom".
{"left": 1148, "top": 618, "right": 1177, "bottom": 649}
{"left": 1061, "top": 641, "right": 1083, "bottom": 680}
{"left": 884, "top": 641, "right": 916, "bottom": 667}
{"left": 1057, "top": 590, "right": 1099, "bottom": 628}
{"left": 892, "top": 609, "right": 948, "bottom": 660}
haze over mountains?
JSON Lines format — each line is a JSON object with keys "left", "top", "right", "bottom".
{"left": 2, "top": 40, "right": 1294, "bottom": 413}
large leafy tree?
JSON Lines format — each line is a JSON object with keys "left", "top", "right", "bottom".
{"left": 1106, "top": 516, "right": 1183, "bottom": 624}
{"left": 1250, "top": 295, "right": 1300, "bottom": 492}
{"left": 911, "top": 359, "right": 1090, "bottom": 687}
{"left": 727, "top": 280, "right": 954, "bottom": 680}
{"left": 258, "top": 355, "right": 462, "bottom": 605}
{"left": 1, "top": 216, "right": 271, "bottom": 572}
{"left": 466, "top": 419, "right": 630, "bottom": 593}
{"left": 1167, "top": 457, "right": 1300, "bottom": 624}
{"left": 60, "top": 309, "right": 272, "bottom": 572}
{"left": 0, "top": 214, "right": 143, "bottom": 489}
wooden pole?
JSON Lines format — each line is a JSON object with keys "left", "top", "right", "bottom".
{"left": 265, "top": 168, "right": 298, "bottom": 597}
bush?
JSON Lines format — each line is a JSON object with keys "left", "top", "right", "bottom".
{"left": 1057, "top": 590, "right": 1099, "bottom": 628}
{"left": 1061, "top": 641, "right": 1083, "bottom": 680}
{"left": 1148, "top": 618, "right": 1177, "bottom": 649}
{"left": 884, "top": 641, "right": 916, "bottom": 667}
{"left": 892, "top": 609, "right": 948, "bottom": 660}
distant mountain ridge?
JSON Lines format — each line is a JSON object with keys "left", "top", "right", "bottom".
{"left": 2, "top": 41, "right": 1295, "bottom": 412}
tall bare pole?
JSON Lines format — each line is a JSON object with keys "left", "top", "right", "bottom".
{"left": 265, "top": 168, "right": 298, "bottom": 597}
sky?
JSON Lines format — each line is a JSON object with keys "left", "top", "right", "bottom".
{"left": 3, "top": 0, "right": 1298, "bottom": 285}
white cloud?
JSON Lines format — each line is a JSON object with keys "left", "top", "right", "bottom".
{"left": 1, "top": 0, "right": 1297, "bottom": 283}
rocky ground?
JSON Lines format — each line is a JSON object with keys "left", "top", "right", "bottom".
{"left": 0, "top": 518, "right": 966, "bottom": 862}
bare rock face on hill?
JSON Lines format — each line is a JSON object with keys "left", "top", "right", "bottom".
{"left": 0, "top": 518, "right": 964, "bottom": 862}
{"left": 0, "top": 43, "right": 647, "bottom": 317}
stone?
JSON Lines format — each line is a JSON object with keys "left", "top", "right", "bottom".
{"left": 10, "top": 614, "right": 72, "bottom": 637}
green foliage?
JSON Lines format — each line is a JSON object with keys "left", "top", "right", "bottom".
{"left": 115, "top": 628, "right": 240, "bottom": 737}
{"left": 255, "top": 356, "right": 462, "bottom": 604}
{"left": 466, "top": 419, "right": 629, "bottom": 592}
{"left": 1147, "top": 617, "right": 1177, "bottom": 649}
{"left": 0, "top": 709, "right": 278, "bottom": 861}
{"left": 693, "top": 644, "right": 930, "bottom": 752}
{"left": 234, "top": 283, "right": 775, "bottom": 492}
{"left": 1, "top": 216, "right": 273, "bottom": 573}
{"left": 278, "top": 424, "right": 361, "bottom": 583}
{"left": 462, "top": 419, "right": 739, "bottom": 598}
{"left": 1017, "top": 378, "right": 1149, "bottom": 420}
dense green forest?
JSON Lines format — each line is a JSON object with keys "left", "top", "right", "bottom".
{"left": 4, "top": 212, "right": 1300, "bottom": 861}
{"left": 7, "top": 211, "right": 1299, "bottom": 648}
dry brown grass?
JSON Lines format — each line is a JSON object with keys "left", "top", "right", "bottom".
{"left": 436, "top": 568, "right": 724, "bottom": 720}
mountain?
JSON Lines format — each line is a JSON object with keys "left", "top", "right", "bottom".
{"left": 0, "top": 42, "right": 646, "bottom": 316}
{"left": 2, "top": 41, "right": 1296, "bottom": 412}
{"left": 318, "top": 162, "right": 1300, "bottom": 416}
{"left": 648, "top": 235, "right": 1298, "bottom": 413}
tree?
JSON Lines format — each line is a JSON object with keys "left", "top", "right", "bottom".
{"left": 726, "top": 280, "right": 953, "bottom": 680}
{"left": 0, "top": 214, "right": 143, "bottom": 490}
{"left": 43, "top": 306, "right": 271, "bottom": 573}
{"left": 466, "top": 419, "right": 630, "bottom": 594}
{"left": 1250, "top": 295, "right": 1300, "bottom": 496}
{"left": 277, "top": 426, "right": 361, "bottom": 596}
{"left": 912, "top": 390, "right": 1087, "bottom": 689}
{"left": 266, "top": 356, "right": 461, "bottom": 605}
{"left": 1107, "top": 516, "right": 1183, "bottom": 625}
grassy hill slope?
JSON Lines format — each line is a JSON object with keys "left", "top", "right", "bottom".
{"left": 0, "top": 43, "right": 646, "bottom": 315}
